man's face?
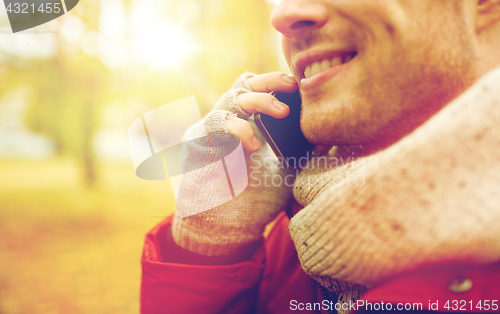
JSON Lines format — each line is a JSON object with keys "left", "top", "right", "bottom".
{"left": 272, "top": 0, "right": 479, "bottom": 147}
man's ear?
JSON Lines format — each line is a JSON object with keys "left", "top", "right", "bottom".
{"left": 477, "top": 0, "right": 500, "bottom": 33}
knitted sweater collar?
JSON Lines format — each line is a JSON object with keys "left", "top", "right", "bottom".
{"left": 290, "top": 67, "right": 500, "bottom": 292}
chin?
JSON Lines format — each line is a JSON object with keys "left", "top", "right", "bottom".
{"left": 299, "top": 98, "right": 372, "bottom": 146}
{"left": 302, "top": 121, "right": 400, "bottom": 153}
{"left": 300, "top": 103, "right": 395, "bottom": 149}
{"left": 301, "top": 117, "right": 360, "bottom": 146}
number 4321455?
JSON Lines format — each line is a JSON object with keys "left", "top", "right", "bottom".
{"left": 444, "top": 300, "right": 498, "bottom": 311}
{"left": 6, "top": 2, "right": 61, "bottom": 14}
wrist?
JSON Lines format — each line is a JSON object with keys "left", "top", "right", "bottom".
{"left": 165, "top": 225, "right": 262, "bottom": 264}
{"left": 171, "top": 210, "right": 267, "bottom": 256}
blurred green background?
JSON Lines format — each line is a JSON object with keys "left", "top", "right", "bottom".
{"left": 0, "top": 0, "right": 287, "bottom": 312}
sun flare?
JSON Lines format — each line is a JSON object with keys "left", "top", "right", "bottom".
{"left": 130, "top": 3, "right": 198, "bottom": 69}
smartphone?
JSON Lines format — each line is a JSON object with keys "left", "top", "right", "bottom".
{"left": 255, "top": 90, "right": 315, "bottom": 168}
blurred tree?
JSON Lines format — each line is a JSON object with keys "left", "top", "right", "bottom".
{"left": 1, "top": 0, "right": 109, "bottom": 188}
{"left": 25, "top": 53, "right": 109, "bottom": 187}
{"left": 0, "top": 0, "right": 282, "bottom": 187}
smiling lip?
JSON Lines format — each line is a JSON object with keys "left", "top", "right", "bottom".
{"left": 293, "top": 48, "right": 357, "bottom": 91}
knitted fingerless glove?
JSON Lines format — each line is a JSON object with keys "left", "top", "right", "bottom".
{"left": 171, "top": 72, "right": 293, "bottom": 256}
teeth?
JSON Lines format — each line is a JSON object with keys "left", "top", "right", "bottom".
{"left": 310, "top": 61, "right": 321, "bottom": 77}
{"left": 343, "top": 53, "right": 355, "bottom": 63}
{"left": 320, "top": 59, "right": 331, "bottom": 72}
{"left": 331, "top": 56, "right": 342, "bottom": 67}
{"left": 304, "top": 65, "right": 312, "bottom": 78}
{"left": 303, "top": 53, "right": 356, "bottom": 79}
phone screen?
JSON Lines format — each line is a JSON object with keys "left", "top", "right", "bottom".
{"left": 255, "top": 90, "right": 315, "bottom": 168}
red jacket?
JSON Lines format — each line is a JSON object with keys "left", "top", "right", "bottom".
{"left": 141, "top": 212, "right": 500, "bottom": 313}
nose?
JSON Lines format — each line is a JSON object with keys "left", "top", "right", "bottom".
{"left": 271, "top": 0, "right": 329, "bottom": 38}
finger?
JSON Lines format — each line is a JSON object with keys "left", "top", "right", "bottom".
{"left": 236, "top": 92, "right": 290, "bottom": 119}
{"left": 247, "top": 72, "right": 298, "bottom": 93}
{"left": 226, "top": 116, "right": 261, "bottom": 152}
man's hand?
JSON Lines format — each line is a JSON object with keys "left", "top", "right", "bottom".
{"left": 171, "top": 72, "right": 298, "bottom": 257}
{"left": 226, "top": 72, "right": 297, "bottom": 151}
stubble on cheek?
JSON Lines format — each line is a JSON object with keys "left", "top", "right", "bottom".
{"left": 300, "top": 9, "right": 477, "bottom": 147}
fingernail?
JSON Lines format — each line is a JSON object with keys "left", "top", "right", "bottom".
{"left": 251, "top": 137, "right": 261, "bottom": 150}
{"left": 273, "top": 100, "right": 288, "bottom": 110}
{"left": 282, "top": 74, "right": 296, "bottom": 84}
